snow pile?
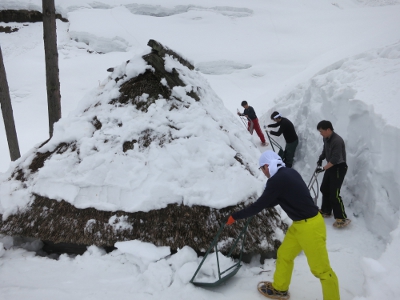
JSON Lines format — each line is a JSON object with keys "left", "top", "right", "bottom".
{"left": 0, "top": 44, "right": 264, "bottom": 218}
{"left": 112, "top": 240, "right": 235, "bottom": 285}
{"left": 115, "top": 240, "right": 170, "bottom": 262}
{"left": 355, "top": 221, "right": 400, "bottom": 299}
{"left": 190, "top": 250, "right": 237, "bottom": 284}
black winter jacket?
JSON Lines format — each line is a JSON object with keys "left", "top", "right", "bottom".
{"left": 232, "top": 168, "right": 318, "bottom": 221}
{"left": 318, "top": 131, "right": 346, "bottom": 165}
{"left": 268, "top": 118, "right": 298, "bottom": 143}
{"left": 240, "top": 106, "right": 258, "bottom": 120}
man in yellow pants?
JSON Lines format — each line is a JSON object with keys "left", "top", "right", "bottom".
{"left": 226, "top": 150, "right": 340, "bottom": 300}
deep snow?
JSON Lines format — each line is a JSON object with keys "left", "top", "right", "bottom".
{"left": 1, "top": 0, "right": 400, "bottom": 299}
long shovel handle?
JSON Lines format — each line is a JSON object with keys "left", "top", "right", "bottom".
{"left": 308, "top": 167, "right": 321, "bottom": 205}
{"left": 190, "top": 222, "right": 226, "bottom": 283}
{"left": 265, "top": 130, "right": 283, "bottom": 152}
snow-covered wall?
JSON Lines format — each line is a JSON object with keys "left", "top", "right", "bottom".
{"left": 260, "top": 42, "right": 400, "bottom": 241}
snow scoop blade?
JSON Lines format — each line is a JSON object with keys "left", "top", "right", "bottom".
{"left": 190, "top": 217, "right": 253, "bottom": 287}
{"left": 191, "top": 263, "right": 242, "bottom": 287}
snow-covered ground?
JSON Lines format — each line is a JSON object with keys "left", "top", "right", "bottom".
{"left": 1, "top": 0, "right": 400, "bottom": 299}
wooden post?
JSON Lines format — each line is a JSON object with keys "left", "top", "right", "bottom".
{"left": 0, "top": 45, "right": 21, "bottom": 161}
{"left": 42, "top": 0, "right": 61, "bottom": 137}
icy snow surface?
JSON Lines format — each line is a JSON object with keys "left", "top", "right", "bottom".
{"left": 1, "top": 0, "right": 400, "bottom": 299}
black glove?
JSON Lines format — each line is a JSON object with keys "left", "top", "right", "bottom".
{"left": 317, "top": 159, "right": 322, "bottom": 167}
{"left": 316, "top": 167, "right": 325, "bottom": 173}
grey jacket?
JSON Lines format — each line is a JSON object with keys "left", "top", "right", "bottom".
{"left": 319, "top": 131, "right": 346, "bottom": 165}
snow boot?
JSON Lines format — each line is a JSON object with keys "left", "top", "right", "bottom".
{"left": 257, "top": 281, "right": 290, "bottom": 299}
{"left": 333, "top": 218, "right": 351, "bottom": 228}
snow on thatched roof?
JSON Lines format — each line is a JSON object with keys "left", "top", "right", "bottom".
{"left": 0, "top": 40, "right": 286, "bottom": 253}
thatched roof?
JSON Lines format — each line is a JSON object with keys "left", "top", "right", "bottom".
{"left": 0, "top": 194, "right": 286, "bottom": 255}
{"left": 0, "top": 40, "right": 287, "bottom": 255}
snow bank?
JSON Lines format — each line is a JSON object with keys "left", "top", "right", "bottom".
{"left": 260, "top": 42, "right": 400, "bottom": 241}
{"left": 354, "top": 221, "right": 400, "bottom": 299}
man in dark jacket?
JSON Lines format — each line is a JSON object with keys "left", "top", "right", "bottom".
{"left": 237, "top": 101, "right": 267, "bottom": 146}
{"left": 267, "top": 111, "right": 298, "bottom": 168}
{"left": 226, "top": 150, "right": 340, "bottom": 300}
{"left": 317, "top": 120, "right": 350, "bottom": 228}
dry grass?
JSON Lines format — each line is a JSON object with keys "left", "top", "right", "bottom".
{"left": 0, "top": 195, "right": 287, "bottom": 255}
{"left": 110, "top": 70, "right": 171, "bottom": 112}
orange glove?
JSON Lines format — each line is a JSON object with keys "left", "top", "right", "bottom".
{"left": 226, "top": 215, "right": 235, "bottom": 225}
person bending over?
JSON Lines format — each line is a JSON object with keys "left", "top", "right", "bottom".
{"left": 267, "top": 111, "right": 298, "bottom": 168}
{"left": 226, "top": 150, "right": 340, "bottom": 300}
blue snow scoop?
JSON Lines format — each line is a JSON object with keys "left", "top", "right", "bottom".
{"left": 190, "top": 217, "right": 253, "bottom": 287}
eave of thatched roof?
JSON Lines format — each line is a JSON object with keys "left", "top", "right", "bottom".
{"left": 0, "top": 195, "right": 287, "bottom": 255}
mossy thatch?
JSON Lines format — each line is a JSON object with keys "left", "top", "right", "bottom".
{"left": 110, "top": 39, "right": 199, "bottom": 113}
{"left": 0, "top": 9, "right": 68, "bottom": 23}
{"left": 0, "top": 194, "right": 287, "bottom": 256}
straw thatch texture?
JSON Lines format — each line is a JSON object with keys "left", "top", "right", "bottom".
{"left": 0, "top": 194, "right": 287, "bottom": 255}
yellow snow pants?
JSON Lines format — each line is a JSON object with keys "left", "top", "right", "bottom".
{"left": 272, "top": 213, "right": 340, "bottom": 300}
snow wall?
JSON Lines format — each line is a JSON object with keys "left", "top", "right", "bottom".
{"left": 260, "top": 42, "right": 400, "bottom": 242}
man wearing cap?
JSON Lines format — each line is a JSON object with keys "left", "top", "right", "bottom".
{"left": 237, "top": 101, "right": 267, "bottom": 146}
{"left": 267, "top": 111, "right": 298, "bottom": 168}
{"left": 226, "top": 150, "right": 340, "bottom": 300}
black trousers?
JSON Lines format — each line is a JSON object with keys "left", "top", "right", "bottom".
{"left": 283, "top": 139, "right": 298, "bottom": 168}
{"left": 320, "top": 163, "right": 348, "bottom": 219}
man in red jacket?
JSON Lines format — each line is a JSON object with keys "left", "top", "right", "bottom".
{"left": 237, "top": 101, "right": 267, "bottom": 146}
